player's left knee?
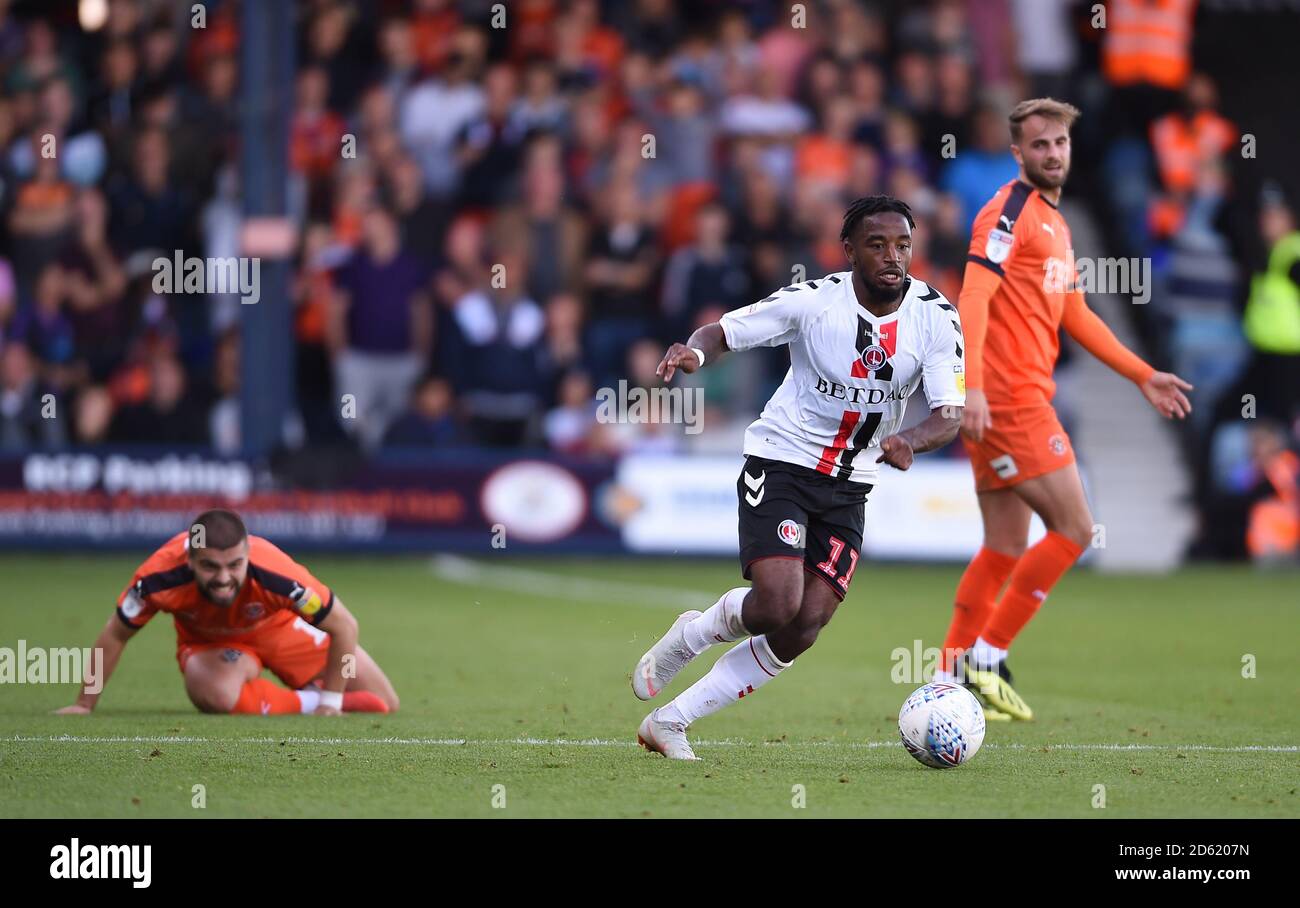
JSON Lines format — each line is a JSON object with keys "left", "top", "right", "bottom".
{"left": 818, "top": 601, "right": 840, "bottom": 628}
{"left": 1061, "top": 517, "right": 1093, "bottom": 549}
{"left": 1043, "top": 507, "right": 1093, "bottom": 549}
{"left": 797, "top": 591, "right": 839, "bottom": 627}
{"left": 189, "top": 686, "right": 239, "bottom": 714}
{"left": 789, "top": 604, "right": 834, "bottom": 649}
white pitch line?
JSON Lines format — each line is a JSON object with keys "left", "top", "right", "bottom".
{"left": 429, "top": 554, "right": 715, "bottom": 609}
{"left": 4, "top": 735, "right": 1296, "bottom": 753}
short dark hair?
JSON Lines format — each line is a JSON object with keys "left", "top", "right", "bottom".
{"left": 189, "top": 509, "right": 248, "bottom": 552}
{"left": 841, "top": 195, "right": 916, "bottom": 241}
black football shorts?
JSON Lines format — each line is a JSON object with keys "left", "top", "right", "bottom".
{"left": 736, "top": 455, "right": 871, "bottom": 600}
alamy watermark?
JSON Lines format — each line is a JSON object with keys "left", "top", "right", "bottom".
{"left": 1043, "top": 250, "right": 1151, "bottom": 305}
{"left": 152, "top": 251, "right": 261, "bottom": 305}
{"left": 50, "top": 839, "right": 151, "bottom": 888}
{"left": 1, "top": 640, "right": 103, "bottom": 692}
{"left": 890, "top": 640, "right": 972, "bottom": 684}
{"left": 595, "top": 380, "right": 704, "bottom": 435}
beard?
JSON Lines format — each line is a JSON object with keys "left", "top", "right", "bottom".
{"left": 859, "top": 270, "right": 907, "bottom": 304}
{"left": 1027, "top": 158, "right": 1069, "bottom": 190}
{"left": 201, "top": 580, "right": 241, "bottom": 605}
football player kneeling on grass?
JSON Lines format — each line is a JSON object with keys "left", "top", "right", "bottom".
{"left": 56, "top": 509, "right": 398, "bottom": 717}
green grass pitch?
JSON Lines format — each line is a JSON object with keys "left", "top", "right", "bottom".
{"left": 0, "top": 554, "right": 1296, "bottom": 818}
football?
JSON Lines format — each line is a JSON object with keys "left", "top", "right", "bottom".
{"left": 898, "top": 682, "right": 987, "bottom": 769}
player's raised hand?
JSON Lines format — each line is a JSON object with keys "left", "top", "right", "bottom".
{"left": 877, "top": 434, "right": 914, "bottom": 470}
{"left": 1140, "top": 371, "right": 1193, "bottom": 419}
{"left": 54, "top": 704, "right": 92, "bottom": 715}
{"left": 656, "top": 343, "right": 701, "bottom": 382}
{"left": 960, "top": 388, "right": 993, "bottom": 442}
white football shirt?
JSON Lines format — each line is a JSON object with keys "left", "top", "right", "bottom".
{"left": 719, "top": 272, "right": 966, "bottom": 484}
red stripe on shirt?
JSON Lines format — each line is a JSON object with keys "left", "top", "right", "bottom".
{"left": 878, "top": 319, "right": 898, "bottom": 358}
{"left": 816, "top": 410, "right": 861, "bottom": 474}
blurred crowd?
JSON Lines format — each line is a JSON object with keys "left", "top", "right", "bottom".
{"left": 0, "top": 0, "right": 1295, "bottom": 560}
{"left": 0, "top": 0, "right": 1034, "bottom": 458}
{"left": 289, "top": 0, "right": 1013, "bottom": 457}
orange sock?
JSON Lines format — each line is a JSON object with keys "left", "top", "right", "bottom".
{"left": 980, "top": 531, "right": 1084, "bottom": 649}
{"left": 231, "top": 678, "right": 303, "bottom": 715}
{"left": 939, "top": 546, "right": 1018, "bottom": 673}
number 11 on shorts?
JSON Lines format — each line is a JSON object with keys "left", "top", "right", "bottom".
{"left": 816, "top": 536, "right": 860, "bottom": 591}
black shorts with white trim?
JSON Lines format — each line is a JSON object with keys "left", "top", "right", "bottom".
{"left": 736, "top": 455, "right": 870, "bottom": 600}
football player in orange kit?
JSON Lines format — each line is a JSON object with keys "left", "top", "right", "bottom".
{"left": 935, "top": 99, "right": 1193, "bottom": 719}
{"left": 56, "top": 509, "right": 399, "bottom": 717}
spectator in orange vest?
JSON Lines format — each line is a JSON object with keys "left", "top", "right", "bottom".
{"left": 1148, "top": 73, "right": 1236, "bottom": 239}
{"left": 1103, "top": 0, "right": 1196, "bottom": 91}
{"left": 1103, "top": 0, "right": 1197, "bottom": 136}
{"left": 1245, "top": 422, "right": 1300, "bottom": 564}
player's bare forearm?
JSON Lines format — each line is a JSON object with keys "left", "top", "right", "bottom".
{"left": 317, "top": 599, "right": 358, "bottom": 700}
{"left": 900, "top": 406, "right": 963, "bottom": 454}
{"left": 657, "top": 322, "right": 729, "bottom": 382}
{"left": 685, "top": 323, "right": 728, "bottom": 361}
{"left": 322, "top": 632, "right": 354, "bottom": 695}
{"left": 878, "top": 406, "right": 962, "bottom": 470}
{"left": 58, "top": 616, "right": 133, "bottom": 714}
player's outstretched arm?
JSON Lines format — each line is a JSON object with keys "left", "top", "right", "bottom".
{"left": 657, "top": 322, "right": 729, "bottom": 382}
{"left": 54, "top": 615, "right": 137, "bottom": 715}
{"left": 1061, "top": 291, "right": 1193, "bottom": 419}
{"left": 878, "top": 405, "right": 964, "bottom": 471}
{"left": 313, "top": 598, "right": 360, "bottom": 716}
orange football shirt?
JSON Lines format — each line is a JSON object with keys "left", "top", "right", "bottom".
{"left": 962, "top": 179, "right": 1153, "bottom": 408}
{"left": 116, "top": 532, "right": 334, "bottom": 642}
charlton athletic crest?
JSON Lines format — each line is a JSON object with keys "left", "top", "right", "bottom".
{"left": 1048, "top": 434, "right": 1067, "bottom": 456}
{"left": 852, "top": 317, "right": 897, "bottom": 380}
{"left": 777, "top": 519, "right": 805, "bottom": 548}
{"left": 860, "top": 344, "right": 888, "bottom": 371}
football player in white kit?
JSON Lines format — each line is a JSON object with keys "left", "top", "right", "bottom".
{"left": 632, "top": 196, "right": 967, "bottom": 759}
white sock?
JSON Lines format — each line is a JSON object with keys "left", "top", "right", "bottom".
{"left": 295, "top": 689, "right": 321, "bottom": 714}
{"left": 683, "top": 587, "right": 750, "bottom": 655}
{"left": 971, "top": 637, "right": 1007, "bottom": 668}
{"left": 660, "top": 635, "right": 790, "bottom": 726}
